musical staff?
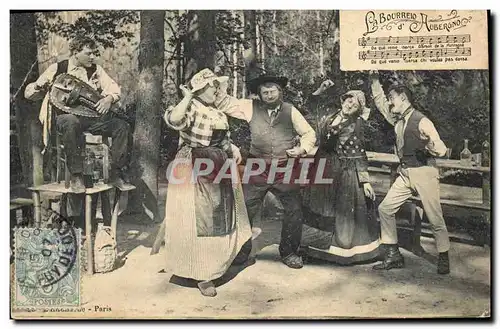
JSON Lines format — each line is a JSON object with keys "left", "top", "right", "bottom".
{"left": 358, "top": 47, "right": 472, "bottom": 60}
{"left": 358, "top": 34, "right": 471, "bottom": 47}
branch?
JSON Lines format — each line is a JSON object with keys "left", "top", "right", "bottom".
{"left": 324, "top": 11, "right": 335, "bottom": 36}
{"left": 164, "top": 16, "right": 178, "bottom": 41}
{"left": 274, "top": 28, "right": 320, "bottom": 60}
{"left": 10, "top": 56, "right": 56, "bottom": 104}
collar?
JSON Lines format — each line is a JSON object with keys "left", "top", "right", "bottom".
{"left": 193, "top": 97, "right": 217, "bottom": 110}
{"left": 267, "top": 104, "right": 281, "bottom": 112}
{"left": 68, "top": 57, "right": 82, "bottom": 71}
{"left": 396, "top": 106, "right": 414, "bottom": 122}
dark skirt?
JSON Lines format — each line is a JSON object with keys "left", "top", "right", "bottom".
{"left": 191, "top": 146, "right": 235, "bottom": 237}
{"left": 301, "top": 155, "right": 380, "bottom": 264}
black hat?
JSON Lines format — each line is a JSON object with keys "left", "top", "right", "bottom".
{"left": 246, "top": 75, "right": 288, "bottom": 94}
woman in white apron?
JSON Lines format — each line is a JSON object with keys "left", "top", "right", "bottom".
{"left": 162, "top": 69, "right": 253, "bottom": 297}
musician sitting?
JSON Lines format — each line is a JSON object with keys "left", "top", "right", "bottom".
{"left": 25, "top": 36, "right": 133, "bottom": 192}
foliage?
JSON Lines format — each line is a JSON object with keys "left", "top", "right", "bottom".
{"left": 27, "top": 10, "right": 491, "bottom": 166}
{"left": 35, "top": 10, "right": 139, "bottom": 48}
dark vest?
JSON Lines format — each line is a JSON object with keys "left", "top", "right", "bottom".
{"left": 249, "top": 101, "right": 296, "bottom": 160}
{"left": 400, "top": 109, "right": 436, "bottom": 168}
{"left": 55, "top": 59, "right": 97, "bottom": 80}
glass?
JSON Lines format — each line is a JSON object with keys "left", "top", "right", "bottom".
{"left": 83, "top": 150, "right": 95, "bottom": 188}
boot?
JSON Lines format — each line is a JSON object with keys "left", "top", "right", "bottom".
{"left": 111, "top": 168, "right": 134, "bottom": 190}
{"left": 373, "top": 244, "right": 405, "bottom": 270}
{"left": 437, "top": 251, "right": 450, "bottom": 274}
{"left": 69, "top": 174, "right": 86, "bottom": 194}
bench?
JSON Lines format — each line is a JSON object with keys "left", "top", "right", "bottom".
{"left": 369, "top": 161, "right": 491, "bottom": 252}
{"left": 10, "top": 198, "right": 34, "bottom": 226}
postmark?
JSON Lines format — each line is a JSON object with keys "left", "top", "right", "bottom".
{"left": 14, "top": 210, "right": 81, "bottom": 308}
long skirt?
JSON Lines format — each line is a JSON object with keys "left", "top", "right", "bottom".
{"left": 302, "top": 156, "right": 380, "bottom": 264}
{"left": 164, "top": 145, "right": 252, "bottom": 281}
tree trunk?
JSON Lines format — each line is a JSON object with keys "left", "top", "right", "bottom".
{"left": 243, "top": 10, "right": 261, "bottom": 82}
{"left": 10, "top": 12, "right": 43, "bottom": 189}
{"left": 256, "top": 11, "right": 264, "bottom": 71}
{"left": 272, "top": 10, "right": 279, "bottom": 55}
{"left": 130, "top": 11, "right": 165, "bottom": 221}
{"left": 183, "top": 10, "right": 217, "bottom": 80}
{"left": 316, "top": 10, "right": 324, "bottom": 76}
{"left": 239, "top": 11, "right": 247, "bottom": 97}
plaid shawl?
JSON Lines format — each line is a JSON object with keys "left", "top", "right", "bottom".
{"left": 165, "top": 98, "right": 232, "bottom": 151}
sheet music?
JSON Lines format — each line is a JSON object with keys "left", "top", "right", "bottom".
{"left": 340, "top": 10, "right": 488, "bottom": 70}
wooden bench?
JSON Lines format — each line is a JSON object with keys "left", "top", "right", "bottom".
{"left": 10, "top": 198, "right": 34, "bottom": 226}
{"left": 366, "top": 150, "right": 491, "bottom": 252}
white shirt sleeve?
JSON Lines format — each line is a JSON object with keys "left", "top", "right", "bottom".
{"left": 291, "top": 107, "right": 317, "bottom": 153}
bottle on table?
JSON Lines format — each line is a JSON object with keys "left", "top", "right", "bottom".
{"left": 83, "top": 150, "right": 95, "bottom": 188}
{"left": 482, "top": 140, "right": 490, "bottom": 167}
{"left": 460, "top": 139, "right": 472, "bottom": 166}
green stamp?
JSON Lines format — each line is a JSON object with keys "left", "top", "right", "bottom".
{"left": 14, "top": 216, "right": 81, "bottom": 308}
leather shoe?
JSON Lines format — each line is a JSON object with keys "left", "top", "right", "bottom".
{"left": 437, "top": 251, "right": 450, "bottom": 274}
{"left": 111, "top": 169, "right": 134, "bottom": 190}
{"left": 197, "top": 280, "right": 217, "bottom": 297}
{"left": 373, "top": 244, "right": 405, "bottom": 270}
{"left": 282, "top": 253, "right": 303, "bottom": 269}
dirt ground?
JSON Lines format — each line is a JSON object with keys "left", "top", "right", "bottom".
{"left": 12, "top": 179, "right": 491, "bottom": 319}
{"left": 73, "top": 178, "right": 491, "bottom": 319}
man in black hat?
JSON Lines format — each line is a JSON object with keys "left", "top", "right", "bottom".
{"left": 215, "top": 74, "right": 316, "bottom": 269}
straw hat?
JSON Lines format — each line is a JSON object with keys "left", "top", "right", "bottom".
{"left": 189, "top": 68, "right": 229, "bottom": 93}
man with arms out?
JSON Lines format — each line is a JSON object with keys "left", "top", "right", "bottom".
{"left": 369, "top": 70, "right": 450, "bottom": 274}
{"left": 216, "top": 75, "right": 316, "bottom": 269}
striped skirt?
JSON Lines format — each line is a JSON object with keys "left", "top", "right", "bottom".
{"left": 164, "top": 145, "right": 252, "bottom": 281}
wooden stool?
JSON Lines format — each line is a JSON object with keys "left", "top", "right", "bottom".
{"left": 28, "top": 182, "right": 135, "bottom": 275}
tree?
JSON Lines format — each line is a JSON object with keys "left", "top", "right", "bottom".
{"left": 130, "top": 11, "right": 165, "bottom": 221}
{"left": 10, "top": 12, "right": 43, "bottom": 189}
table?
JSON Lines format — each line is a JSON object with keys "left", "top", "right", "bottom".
{"left": 28, "top": 182, "right": 136, "bottom": 275}
{"left": 365, "top": 151, "right": 491, "bottom": 206}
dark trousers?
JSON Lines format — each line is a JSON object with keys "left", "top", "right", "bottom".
{"left": 56, "top": 112, "right": 131, "bottom": 174}
{"left": 244, "top": 183, "right": 303, "bottom": 258}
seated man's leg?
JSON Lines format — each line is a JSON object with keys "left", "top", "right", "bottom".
{"left": 56, "top": 114, "right": 86, "bottom": 192}
{"left": 88, "top": 115, "right": 132, "bottom": 187}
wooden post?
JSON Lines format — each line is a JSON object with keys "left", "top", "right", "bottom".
{"left": 85, "top": 194, "right": 93, "bottom": 275}
{"left": 482, "top": 140, "right": 490, "bottom": 206}
{"left": 101, "top": 192, "right": 112, "bottom": 227}
{"left": 111, "top": 189, "right": 122, "bottom": 241}
{"left": 32, "top": 191, "right": 41, "bottom": 228}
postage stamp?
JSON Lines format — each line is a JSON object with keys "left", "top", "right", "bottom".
{"left": 13, "top": 213, "right": 81, "bottom": 309}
